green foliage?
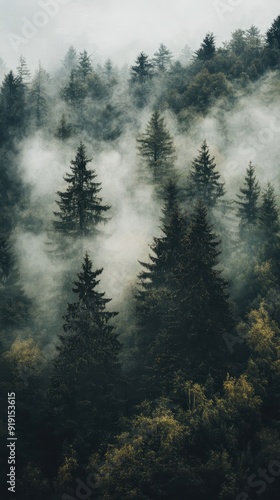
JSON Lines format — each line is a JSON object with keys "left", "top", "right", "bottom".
{"left": 266, "top": 15, "right": 280, "bottom": 49}
{"left": 153, "top": 43, "right": 173, "bottom": 72}
{"left": 131, "top": 52, "right": 154, "bottom": 84}
{"left": 53, "top": 142, "right": 110, "bottom": 238}
{"left": 137, "top": 111, "right": 175, "bottom": 184}
{"left": 186, "top": 140, "right": 225, "bottom": 208}
{"left": 49, "top": 253, "right": 122, "bottom": 461}
{"left": 195, "top": 33, "right": 216, "bottom": 61}
{"left": 236, "top": 162, "right": 260, "bottom": 227}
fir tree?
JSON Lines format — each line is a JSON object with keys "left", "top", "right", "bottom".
{"left": 137, "top": 111, "right": 175, "bottom": 183}
{"left": 17, "top": 55, "right": 31, "bottom": 84}
{"left": 236, "top": 162, "right": 260, "bottom": 226}
{"left": 55, "top": 114, "right": 72, "bottom": 141}
{"left": 130, "top": 52, "right": 154, "bottom": 83}
{"left": 266, "top": 15, "right": 280, "bottom": 49}
{"left": 136, "top": 182, "right": 187, "bottom": 395}
{"left": 0, "top": 237, "right": 31, "bottom": 330}
{"left": 29, "top": 63, "right": 48, "bottom": 127}
{"left": 130, "top": 52, "right": 154, "bottom": 108}
{"left": 0, "top": 71, "right": 26, "bottom": 134}
{"left": 259, "top": 183, "right": 279, "bottom": 236}
{"left": 187, "top": 140, "right": 225, "bottom": 208}
{"left": 49, "top": 253, "right": 121, "bottom": 460}
{"left": 53, "top": 142, "right": 110, "bottom": 238}
{"left": 61, "top": 69, "right": 86, "bottom": 106}
{"left": 153, "top": 43, "right": 173, "bottom": 72}
{"left": 195, "top": 33, "right": 216, "bottom": 61}
{"left": 78, "top": 50, "right": 92, "bottom": 81}
{"left": 62, "top": 46, "right": 78, "bottom": 72}
{"left": 178, "top": 202, "right": 235, "bottom": 383}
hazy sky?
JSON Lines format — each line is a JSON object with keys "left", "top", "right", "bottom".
{"left": 0, "top": 0, "right": 279, "bottom": 70}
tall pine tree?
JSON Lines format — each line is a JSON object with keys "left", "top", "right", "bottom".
{"left": 135, "top": 181, "right": 187, "bottom": 395}
{"left": 49, "top": 253, "right": 121, "bottom": 462}
{"left": 137, "top": 111, "right": 175, "bottom": 184}
{"left": 236, "top": 162, "right": 260, "bottom": 227}
{"left": 187, "top": 140, "right": 225, "bottom": 208}
{"left": 177, "top": 202, "right": 235, "bottom": 384}
{"left": 53, "top": 142, "right": 110, "bottom": 238}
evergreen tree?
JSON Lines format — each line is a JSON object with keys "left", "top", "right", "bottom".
{"left": 195, "top": 32, "right": 216, "bottom": 61}
{"left": 0, "top": 237, "right": 31, "bottom": 331}
{"left": 236, "top": 162, "right": 260, "bottom": 226}
{"left": 266, "top": 15, "right": 280, "bottom": 49}
{"left": 137, "top": 111, "right": 175, "bottom": 183}
{"left": 130, "top": 52, "right": 154, "bottom": 108}
{"left": 177, "top": 202, "right": 235, "bottom": 383}
{"left": 17, "top": 55, "right": 31, "bottom": 84}
{"left": 130, "top": 52, "right": 154, "bottom": 83}
{"left": 0, "top": 71, "right": 26, "bottom": 137}
{"left": 136, "top": 182, "right": 187, "bottom": 395}
{"left": 29, "top": 63, "right": 48, "bottom": 127}
{"left": 49, "top": 253, "right": 121, "bottom": 460}
{"left": 259, "top": 183, "right": 279, "bottom": 236}
{"left": 153, "top": 43, "right": 173, "bottom": 72}
{"left": 55, "top": 114, "right": 72, "bottom": 141}
{"left": 53, "top": 142, "right": 110, "bottom": 238}
{"left": 62, "top": 46, "right": 78, "bottom": 72}
{"left": 61, "top": 69, "right": 86, "bottom": 106}
{"left": 186, "top": 140, "right": 225, "bottom": 208}
{"left": 77, "top": 50, "right": 92, "bottom": 81}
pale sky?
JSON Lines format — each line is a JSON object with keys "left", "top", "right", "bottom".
{"left": 0, "top": 0, "right": 279, "bottom": 71}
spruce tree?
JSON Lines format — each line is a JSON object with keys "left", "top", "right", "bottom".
{"left": 259, "top": 183, "right": 279, "bottom": 236}
{"left": 0, "top": 71, "right": 26, "bottom": 136}
{"left": 53, "top": 142, "right": 110, "bottom": 238}
{"left": 178, "top": 202, "right": 235, "bottom": 383}
{"left": 131, "top": 52, "right": 154, "bottom": 83}
{"left": 266, "top": 15, "right": 280, "bottom": 49}
{"left": 137, "top": 111, "right": 175, "bottom": 183}
{"left": 78, "top": 50, "right": 92, "bottom": 81}
{"left": 236, "top": 162, "right": 260, "bottom": 226}
{"left": 55, "top": 114, "right": 72, "bottom": 141}
{"left": 61, "top": 69, "right": 86, "bottom": 106}
{"left": 0, "top": 237, "right": 31, "bottom": 331}
{"left": 130, "top": 52, "right": 154, "bottom": 108}
{"left": 195, "top": 33, "right": 216, "bottom": 61}
{"left": 29, "top": 63, "right": 48, "bottom": 127}
{"left": 136, "top": 181, "right": 187, "bottom": 395}
{"left": 49, "top": 253, "right": 121, "bottom": 461}
{"left": 153, "top": 43, "right": 173, "bottom": 72}
{"left": 187, "top": 140, "right": 225, "bottom": 208}
{"left": 17, "top": 55, "right": 31, "bottom": 84}
{"left": 62, "top": 46, "right": 78, "bottom": 72}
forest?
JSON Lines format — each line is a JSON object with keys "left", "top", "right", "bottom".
{"left": 1, "top": 13, "right": 280, "bottom": 500}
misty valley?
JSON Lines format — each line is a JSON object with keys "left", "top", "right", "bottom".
{"left": 1, "top": 14, "right": 280, "bottom": 500}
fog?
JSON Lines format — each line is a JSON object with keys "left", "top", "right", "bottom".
{"left": 1, "top": 0, "right": 280, "bottom": 70}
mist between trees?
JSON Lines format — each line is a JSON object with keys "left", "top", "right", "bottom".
{"left": 1, "top": 16, "right": 280, "bottom": 500}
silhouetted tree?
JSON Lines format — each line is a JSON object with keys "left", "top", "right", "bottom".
{"left": 153, "top": 43, "right": 173, "bottom": 72}
{"left": 195, "top": 33, "right": 216, "bottom": 61}
{"left": 266, "top": 15, "right": 280, "bottom": 49}
{"left": 53, "top": 142, "right": 110, "bottom": 237}
{"left": 187, "top": 140, "right": 225, "bottom": 208}
{"left": 236, "top": 162, "right": 260, "bottom": 227}
{"left": 49, "top": 253, "right": 121, "bottom": 461}
{"left": 137, "top": 111, "right": 175, "bottom": 183}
